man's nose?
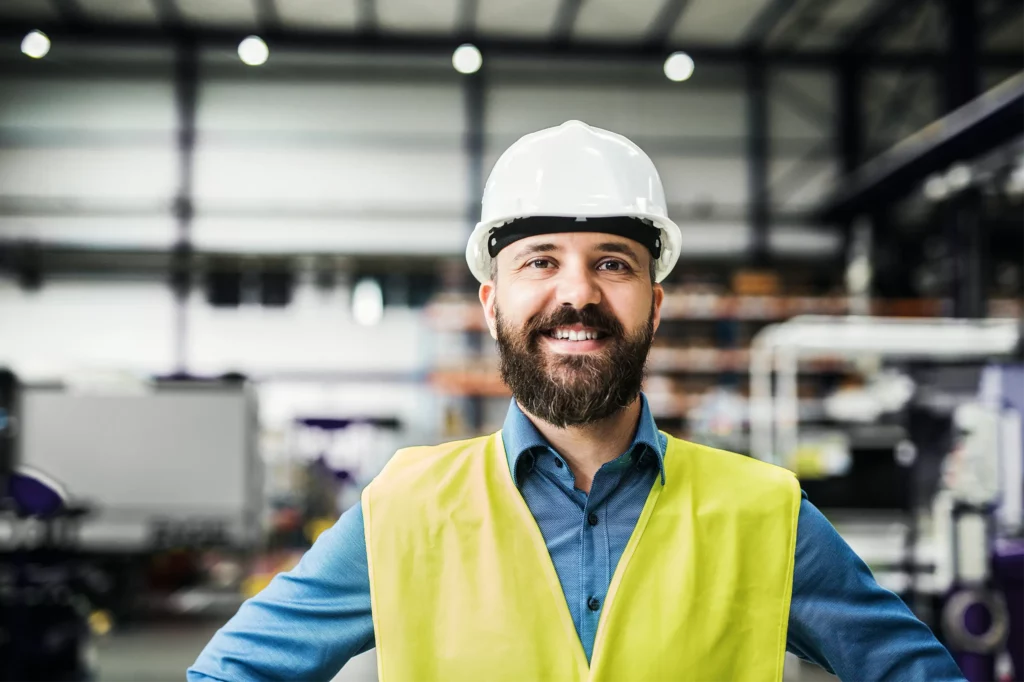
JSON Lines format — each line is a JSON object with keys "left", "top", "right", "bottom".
{"left": 555, "top": 261, "right": 601, "bottom": 309}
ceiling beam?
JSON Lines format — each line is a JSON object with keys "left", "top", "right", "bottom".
{"left": 551, "top": 0, "right": 584, "bottom": 42}
{"left": 0, "top": 19, "right": 1018, "bottom": 68}
{"left": 456, "top": 0, "right": 478, "bottom": 36}
{"left": 50, "top": 0, "right": 85, "bottom": 24}
{"left": 768, "top": 138, "right": 832, "bottom": 206}
{"left": 254, "top": 0, "right": 281, "bottom": 31}
{"left": 842, "top": 0, "right": 927, "bottom": 51}
{"left": 984, "top": 0, "right": 1024, "bottom": 36}
{"left": 771, "top": 76, "right": 833, "bottom": 133}
{"left": 818, "top": 73, "right": 1024, "bottom": 222}
{"left": 151, "top": 0, "right": 183, "bottom": 28}
{"left": 357, "top": 0, "right": 377, "bottom": 33}
{"left": 742, "top": 0, "right": 798, "bottom": 47}
{"left": 770, "top": 0, "right": 841, "bottom": 51}
{"left": 644, "top": 0, "right": 692, "bottom": 45}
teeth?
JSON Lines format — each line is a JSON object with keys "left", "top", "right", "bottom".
{"left": 551, "top": 328, "right": 599, "bottom": 341}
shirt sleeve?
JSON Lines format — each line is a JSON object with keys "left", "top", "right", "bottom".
{"left": 187, "top": 501, "right": 375, "bottom": 682}
{"left": 786, "top": 497, "right": 966, "bottom": 682}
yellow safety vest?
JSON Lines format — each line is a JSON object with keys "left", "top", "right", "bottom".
{"left": 362, "top": 431, "right": 800, "bottom": 682}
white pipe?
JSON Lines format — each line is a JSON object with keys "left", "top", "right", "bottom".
{"left": 750, "top": 346, "right": 774, "bottom": 464}
{"left": 756, "top": 316, "right": 1018, "bottom": 358}
{"left": 775, "top": 348, "right": 799, "bottom": 468}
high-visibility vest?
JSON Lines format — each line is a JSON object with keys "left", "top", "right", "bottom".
{"left": 362, "top": 431, "right": 800, "bottom": 682}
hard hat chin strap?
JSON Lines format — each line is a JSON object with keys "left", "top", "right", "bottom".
{"left": 487, "top": 216, "right": 662, "bottom": 260}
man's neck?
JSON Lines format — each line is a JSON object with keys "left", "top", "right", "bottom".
{"left": 519, "top": 397, "right": 642, "bottom": 494}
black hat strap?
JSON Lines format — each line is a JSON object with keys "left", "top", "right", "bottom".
{"left": 486, "top": 216, "right": 662, "bottom": 260}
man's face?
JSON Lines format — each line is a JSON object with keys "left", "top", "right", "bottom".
{"left": 479, "top": 232, "right": 664, "bottom": 427}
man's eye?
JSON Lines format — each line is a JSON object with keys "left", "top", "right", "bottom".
{"left": 527, "top": 259, "right": 552, "bottom": 269}
{"left": 598, "top": 260, "right": 629, "bottom": 271}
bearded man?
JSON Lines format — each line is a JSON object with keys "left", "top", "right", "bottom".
{"left": 190, "top": 121, "right": 964, "bottom": 682}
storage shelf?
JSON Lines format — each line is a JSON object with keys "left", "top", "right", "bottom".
{"left": 431, "top": 346, "right": 856, "bottom": 387}
{"left": 425, "top": 293, "right": 1022, "bottom": 331}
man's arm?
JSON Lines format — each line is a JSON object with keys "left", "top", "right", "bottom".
{"left": 187, "top": 502, "right": 374, "bottom": 682}
{"left": 786, "top": 497, "right": 966, "bottom": 682}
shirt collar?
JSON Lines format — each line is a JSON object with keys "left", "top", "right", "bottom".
{"left": 500, "top": 393, "right": 666, "bottom": 487}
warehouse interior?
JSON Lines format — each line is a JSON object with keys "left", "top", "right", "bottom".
{"left": 0, "top": 0, "right": 1022, "bottom": 679}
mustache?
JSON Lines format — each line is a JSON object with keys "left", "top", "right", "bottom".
{"left": 523, "top": 304, "right": 625, "bottom": 339}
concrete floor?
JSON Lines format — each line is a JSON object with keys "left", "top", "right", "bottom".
{"left": 92, "top": 620, "right": 835, "bottom": 682}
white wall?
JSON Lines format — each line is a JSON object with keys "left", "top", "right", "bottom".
{"left": 768, "top": 70, "right": 839, "bottom": 215}
{"left": 485, "top": 62, "right": 750, "bottom": 213}
{"left": 0, "top": 53, "right": 179, "bottom": 248}
{"left": 0, "top": 280, "right": 176, "bottom": 378}
{"left": 192, "top": 58, "right": 470, "bottom": 254}
{"left": 0, "top": 48, "right": 845, "bottom": 388}
{"left": 0, "top": 280, "right": 429, "bottom": 381}
{"left": 0, "top": 48, "right": 843, "bottom": 257}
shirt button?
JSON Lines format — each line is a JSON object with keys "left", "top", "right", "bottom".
{"left": 588, "top": 512, "right": 599, "bottom": 526}
{"left": 588, "top": 597, "right": 601, "bottom": 612}
{"left": 554, "top": 458, "right": 564, "bottom": 468}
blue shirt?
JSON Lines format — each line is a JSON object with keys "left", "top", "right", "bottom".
{"left": 189, "top": 395, "right": 964, "bottom": 682}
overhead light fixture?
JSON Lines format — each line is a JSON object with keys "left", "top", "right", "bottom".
{"left": 21, "top": 30, "right": 50, "bottom": 59}
{"left": 923, "top": 173, "right": 948, "bottom": 202}
{"left": 238, "top": 35, "right": 269, "bottom": 66}
{"left": 352, "top": 277, "right": 384, "bottom": 326}
{"left": 663, "top": 52, "right": 694, "bottom": 82}
{"left": 945, "top": 163, "right": 972, "bottom": 192}
{"left": 452, "top": 44, "right": 482, "bottom": 75}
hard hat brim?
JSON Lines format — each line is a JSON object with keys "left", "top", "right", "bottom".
{"left": 466, "top": 212, "right": 682, "bottom": 284}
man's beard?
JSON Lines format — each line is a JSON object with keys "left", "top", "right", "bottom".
{"left": 495, "top": 303, "right": 654, "bottom": 428}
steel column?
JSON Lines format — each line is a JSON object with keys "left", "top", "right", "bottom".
{"left": 747, "top": 59, "right": 770, "bottom": 264}
{"left": 171, "top": 40, "right": 198, "bottom": 373}
{"left": 945, "top": 0, "right": 980, "bottom": 111}
{"left": 837, "top": 58, "right": 863, "bottom": 175}
{"left": 464, "top": 68, "right": 486, "bottom": 431}
{"left": 946, "top": 188, "right": 986, "bottom": 318}
{"left": 944, "top": 0, "right": 984, "bottom": 319}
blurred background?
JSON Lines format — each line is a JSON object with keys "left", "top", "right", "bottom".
{"left": 0, "top": 0, "right": 1021, "bottom": 680}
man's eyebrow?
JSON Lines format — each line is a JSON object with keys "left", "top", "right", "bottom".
{"left": 511, "top": 242, "right": 558, "bottom": 262}
{"left": 596, "top": 242, "right": 641, "bottom": 264}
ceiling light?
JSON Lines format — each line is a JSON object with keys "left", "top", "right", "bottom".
{"left": 452, "top": 44, "right": 482, "bottom": 75}
{"left": 352, "top": 278, "right": 384, "bottom": 326}
{"left": 663, "top": 52, "right": 694, "bottom": 82}
{"left": 945, "top": 163, "right": 972, "bottom": 192}
{"left": 21, "top": 31, "right": 50, "bottom": 59}
{"left": 923, "top": 174, "right": 948, "bottom": 202}
{"left": 238, "top": 35, "right": 269, "bottom": 66}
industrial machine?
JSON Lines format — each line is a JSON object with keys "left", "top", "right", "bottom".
{"left": 1, "top": 370, "right": 98, "bottom": 680}
{"left": 3, "top": 373, "right": 262, "bottom": 630}
{"left": 17, "top": 376, "right": 261, "bottom": 555}
{"left": 751, "top": 317, "right": 1023, "bottom": 681}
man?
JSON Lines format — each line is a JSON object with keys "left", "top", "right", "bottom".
{"left": 189, "top": 121, "right": 965, "bottom": 681}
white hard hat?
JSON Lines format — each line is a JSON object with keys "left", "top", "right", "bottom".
{"left": 466, "top": 120, "right": 682, "bottom": 283}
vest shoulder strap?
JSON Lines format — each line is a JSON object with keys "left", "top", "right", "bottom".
{"left": 662, "top": 434, "right": 799, "bottom": 508}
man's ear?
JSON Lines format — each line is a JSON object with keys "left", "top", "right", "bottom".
{"left": 479, "top": 280, "right": 498, "bottom": 340}
{"left": 651, "top": 282, "right": 664, "bottom": 335}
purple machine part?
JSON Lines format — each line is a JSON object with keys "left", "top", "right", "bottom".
{"left": 994, "top": 539, "right": 1024, "bottom": 682}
